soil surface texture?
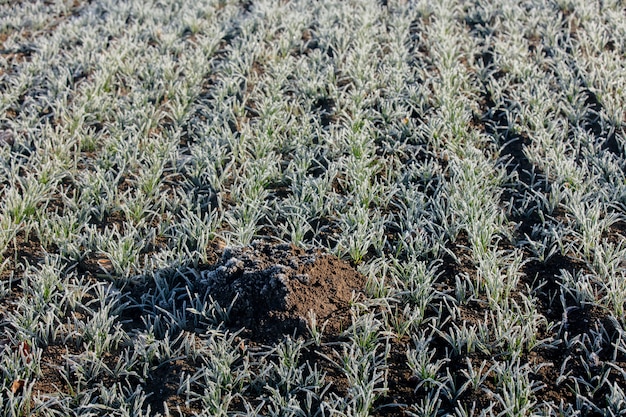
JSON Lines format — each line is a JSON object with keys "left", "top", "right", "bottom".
{"left": 199, "top": 240, "right": 365, "bottom": 343}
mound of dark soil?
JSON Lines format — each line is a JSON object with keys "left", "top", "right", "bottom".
{"left": 200, "top": 240, "right": 365, "bottom": 342}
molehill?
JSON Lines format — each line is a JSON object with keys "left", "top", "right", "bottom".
{"left": 199, "top": 240, "right": 366, "bottom": 342}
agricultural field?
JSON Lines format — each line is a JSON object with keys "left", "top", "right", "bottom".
{"left": 0, "top": 0, "right": 625, "bottom": 415}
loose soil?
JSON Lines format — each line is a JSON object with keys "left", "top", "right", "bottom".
{"left": 200, "top": 240, "right": 366, "bottom": 343}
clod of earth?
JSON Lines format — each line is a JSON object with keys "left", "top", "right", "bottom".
{"left": 199, "top": 240, "right": 366, "bottom": 343}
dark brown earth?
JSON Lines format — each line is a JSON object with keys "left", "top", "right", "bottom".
{"left": 200, "top": 240, "right": 366, "bottom": 343}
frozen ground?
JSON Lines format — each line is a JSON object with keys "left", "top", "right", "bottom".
{"left": 0, "top": 0, "right": 625, "bottom": 415}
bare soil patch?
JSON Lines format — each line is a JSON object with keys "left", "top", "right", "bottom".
{"left": 201, "top": 240, "right": 366, "bottom": 343}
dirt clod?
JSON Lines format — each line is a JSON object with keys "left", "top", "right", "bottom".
{"left": 200, "top": 240, "right": 365, "bottom": 343}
